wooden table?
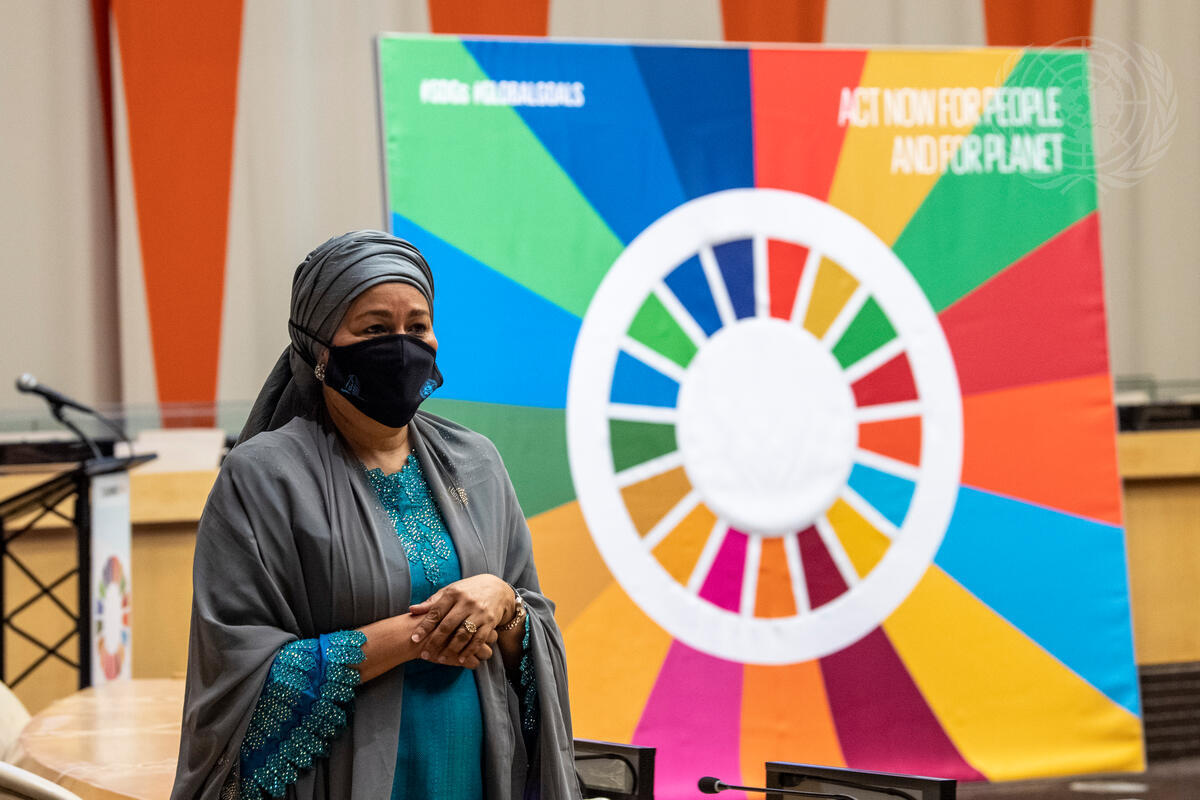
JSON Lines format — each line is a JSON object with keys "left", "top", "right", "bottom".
{"left": 18, "top": 679, "right": 183, "bottom": 800}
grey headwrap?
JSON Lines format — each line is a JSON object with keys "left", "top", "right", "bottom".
{"left": 239, "top": 230, "right": 434, "bottom": 444}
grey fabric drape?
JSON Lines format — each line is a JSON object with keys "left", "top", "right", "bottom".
{"left": 170, "top": 411, "right": 579, "bottom": 800}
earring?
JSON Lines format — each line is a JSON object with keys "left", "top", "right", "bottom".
{"left": 314, "top": 362, "right": 326, "bottom": 382}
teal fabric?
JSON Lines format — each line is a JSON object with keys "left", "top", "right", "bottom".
{"left": 366, "top": 454, "right": 484, "bottom": 800}
{"left": 237, "top": 632, "right": 366, "bottom": 799}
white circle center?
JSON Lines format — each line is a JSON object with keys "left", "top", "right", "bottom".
{"left": 101, "top": 582, "right": 123, "bottom": 654}
{"left": 676, "top": 317, "right": 856, "bottom": 535}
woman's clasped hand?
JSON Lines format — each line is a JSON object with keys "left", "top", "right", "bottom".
{"left": 409, "top": 574, "right": 517, "bottom": 668}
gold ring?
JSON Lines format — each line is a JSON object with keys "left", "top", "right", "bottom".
{"left": 462, "top": 619, "right": 478, "bottom": 634}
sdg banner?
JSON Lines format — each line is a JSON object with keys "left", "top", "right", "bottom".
{"left": 378, "top": 36, "right": 1142, "bottom": 796}
{"left": 90, "top": 472, "right": 133, "bottom": 684}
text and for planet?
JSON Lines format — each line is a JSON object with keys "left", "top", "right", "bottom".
{"left": 838, "top": 86, "right": 1073, "bottom": 176}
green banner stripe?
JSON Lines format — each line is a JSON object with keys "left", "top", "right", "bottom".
{"left": 832, "top": 297, "right": 897, "bottom": 369}
{"left": 893, "top": 51, "right": 1098, "bottom": 312}
{"left": 610, "top": 419, "right": 678, "bottom": 473}
{"left": 380, "top": 37, "right": 624, "bottom": 318}
{"left": 421, "top": 397, "right": 573, "bottom": 517}
{"left": 627, "top": 294, "right": 698, "bottom": 368}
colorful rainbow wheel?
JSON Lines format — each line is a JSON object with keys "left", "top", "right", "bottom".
{"left": 95, "top": 555, "right": 130, "bottom": 681}
{"left": 567, "top": 188, "right": 962, "bottom": 664}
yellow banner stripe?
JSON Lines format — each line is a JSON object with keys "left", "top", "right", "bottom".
{"left": 653, "top": 502, "right": 718, "bottom": 584}
{"left": 825, "top": 497, "right": 888, "bottom": 577}
{"left": 529, "top": 500, "right": 612, "bottom": 630}
{"left": 803, "top": 258, "right": 859, "bottom": 339}
{"left": 827, "top": 50, "right": 1022, "bottom": 245}
{"left": 564, "top": 582, "right": 673, "bottom": 743}
{"left": 884, "top": 567, "right": 1145, "bottom": 779}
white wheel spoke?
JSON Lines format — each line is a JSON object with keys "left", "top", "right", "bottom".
{"left": 782, "top": 532, "right": 811, "bottom": 614}
{"left": 653, "top": 283, "right": 708, "bottom": 349}
{"left": 790, "top": 247, "right": 822, "bottom": 324}
{"left": 853, "top": 447, "right": 920, "bottom": 484}
{"left": 607, "top": 403, "right": 678, "bottom": 424}
{"left": 621, "top": 336, "right": 687, "bottom": 383}
{"left": 843, "top": 338, "right": 906, "bottom": 384}
{"left": 686, "top": 519, "right": 729, "bottom": 593}
{"left": 614, "top": 450, "right": 684, "bottom": 488}
{"left": 699, "top": 244, "right": 737, "bottom": 327}
{"left": 821, "top": 284, "right": 869, "bottom": 348}
{"left": 642, "top": 489, "right": 702, "bottom": 551}
{"left": 815, "top": 515, "right": 860, "bottom": 589}
{"left": 840, "top": 484, "right": 900, "bottom": 539}
{"left": 740, "top": 533, "right": 763, "bottom": 617}
{"left": 753, "top": 234, "right": 770, "bottom": 318}
{"left": 856, "top": 400, "right": 922, "bottom": 423}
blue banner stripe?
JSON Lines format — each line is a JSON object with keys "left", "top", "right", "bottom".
{"left": 463, "top": 40, "right": 687, "bottom": 245}
{"left": 664, "top": 255, "right": 722, "bottom": 336}
{"left": 630, "top": 45, "right": 755, "bottom": 200}
{"left": 847, "top": 463, "right": 915, "bottom": 528}
{"left": 391, "top": 213, "right": 579, "bottom": 409}
{"left": 935, "top": 485, "right": 1140, "bottom": 715}
{"left": 610, "top": 351, "right": 680, "bottom": 408}
{"left": 713, "top": 238, "right": 756, "bottom": 319}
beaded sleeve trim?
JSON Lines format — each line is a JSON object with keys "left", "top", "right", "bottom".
{"left": 519, "top": 612, "right": 538, "bottom": 736}
{"left": 238, "top": 630, "right": 366, "bottom": 799}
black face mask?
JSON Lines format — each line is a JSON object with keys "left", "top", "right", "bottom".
{"left": 319, "top": 334, "right": 443, "bottom": 428}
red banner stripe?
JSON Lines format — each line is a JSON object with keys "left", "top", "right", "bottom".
{"left": 939, "top": 213, "right": 1110, "bottom": 398}
{"left": 751, "top": 48, "right": 867, "bottom": 200}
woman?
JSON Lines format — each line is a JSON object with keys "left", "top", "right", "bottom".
{"left": 170, "top": 231, "right": 579, "bottom": 800}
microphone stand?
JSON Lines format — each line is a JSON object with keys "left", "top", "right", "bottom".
{"left": 49, "top": 401, "right": 102, "bottom": 461}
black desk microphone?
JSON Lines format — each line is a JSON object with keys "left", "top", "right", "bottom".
{"left": 698, "top": 776, "right": 855, "bottom": 799}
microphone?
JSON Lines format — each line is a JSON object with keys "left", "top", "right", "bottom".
{"left": 698, "top": 776, "right": 855, "bottom": 800}
{"left": 16, "top": 374, "right": 95, "bottom": 414}
{"left": 15, "top": 373, "right": 132, "bottom": 458}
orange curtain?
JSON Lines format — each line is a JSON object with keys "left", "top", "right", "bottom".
{"left": 428, "top": 0, "right": 550, "bottom": 36}
{"left": 722, "top": 0, "right": 826, "bottom": 43}
{"left": 984, "top": 0, "right": 1093, "bottom": 46}
{"left": 112, "top": 1, "right": 244, "bottom": 425}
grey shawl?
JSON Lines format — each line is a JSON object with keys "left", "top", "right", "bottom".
{"left": 170, "top": 411, "right": 579, "bottom": 799}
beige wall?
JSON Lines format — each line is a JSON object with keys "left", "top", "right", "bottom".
{"left": 0, "top": 1, "right": 119, "bottom": 417}
{"left": 1093, "top": 0, "right": 1200, "bottom": 386}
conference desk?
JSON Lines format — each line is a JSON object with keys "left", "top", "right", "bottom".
{"left": 18, "top": 679, "right": 183, "bottom": 800}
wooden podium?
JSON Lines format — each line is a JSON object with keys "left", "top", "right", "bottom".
{"left": 0, "top": 453, "right": 154, "bottom": 691}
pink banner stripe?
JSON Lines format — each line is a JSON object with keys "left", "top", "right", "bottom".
{"left": 820, "top": 628, "right": 986, "bottom": 780}
{"left": 634, "top": 641, "right": 747, "bottom": 800}
{"left": 699, "top": 528, "right": 748, "bottom": 612}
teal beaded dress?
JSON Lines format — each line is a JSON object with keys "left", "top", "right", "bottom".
{"left": 237, "top": 452, "right": 536, "bottom": 800}
{"left": 366, "top": 454, "right": 484, "bottom": 800}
